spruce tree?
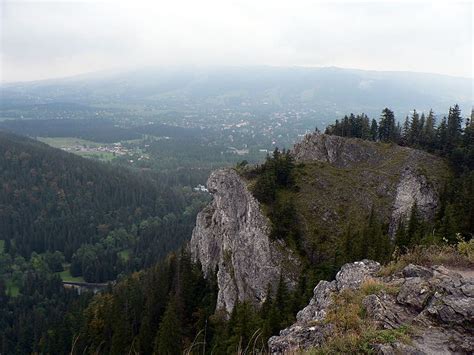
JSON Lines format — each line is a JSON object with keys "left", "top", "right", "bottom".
{"left": 378, "top": 108, "right": 396, "bottom": 142}
{"left": 402, "top": 116, "right": 410, "bottom": 145}
{"left": 154, "top": 299, "right": 181, "bottom": 355}
{"left": 409, "top": 109, "right": 420, "bottom": 145}
{"left": 423, "top": 109, "right": 436, "bottom": 150}
{"left": 446, "top": 104, "right": 463, "bottom": 150}
{"left": 370, "top": 119, "right": 378, "bottom": 141}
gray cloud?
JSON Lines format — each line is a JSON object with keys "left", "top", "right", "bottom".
{"left": 1, "top": 0, "right": 472, "bottom": 82}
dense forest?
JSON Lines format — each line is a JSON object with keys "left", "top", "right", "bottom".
{"left": 0, "top": 105, "right": 472, "bottom": 354}
{"left": 0, "top": 131, "right": 211, "bottom": 353}
{"left": 0, "top": 132, "right": 209, "bottom": 272}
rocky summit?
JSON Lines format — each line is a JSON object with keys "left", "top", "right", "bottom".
{"left": 268, "top": 260, "right": 474, "bottom": 354}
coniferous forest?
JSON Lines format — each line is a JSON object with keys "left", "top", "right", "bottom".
{"left": 1, "top": 104, "right": 471, "bottom": 354}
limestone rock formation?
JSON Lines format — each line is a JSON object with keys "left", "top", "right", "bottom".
{"left": 388, "top": 163, "right": 439, "bottom": 235}
{"left": 268, "top": 261, "right": 474, "bottom": 354}
{"left": 292, "top": 133, "right": 386, "bottom": 168}
{"left": 190, "top": 168, "right": 299, "bottom": 314}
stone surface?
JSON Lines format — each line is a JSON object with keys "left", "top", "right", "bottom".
{"left": 388, "top": 165, "right": 439, "bottom": 235}
{"left": 335, "top": 259, "right": 381, "bottom": 289}
{"left": 292, "top": 133, "right": 385, "bottom": 168}
{"left": 268, "top": 261, "right": 474, "bottom": 354}
{"left": 402, "top": 264, "right": 434, "bottom": 278}
{"left": 189, "top": 168, "right": 299, "bottom": 314}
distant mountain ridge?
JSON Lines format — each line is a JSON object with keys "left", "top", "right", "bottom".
{"left": 1, "top": 66, "right": 472, "bottom": 119}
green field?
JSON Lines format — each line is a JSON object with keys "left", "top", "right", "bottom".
{"left": 38, "top": 136, "right": 102, "bottom": 148}
{"left": 118, "top": 249, "right": 131, "bottom": 261}
{"left": 76, "top": 151, "right": 116, "bottom": 161}
{"left": 58, "top": 268, "right": 85, "bottom": 283}
{"left": 6, "top": 279, "right": 20, "bottom": 297}
{"left": 0, "top": 240, "right": 4, "bottom": 253}
{"left": 38, "top": 137, "right": 116, "bottom": 161}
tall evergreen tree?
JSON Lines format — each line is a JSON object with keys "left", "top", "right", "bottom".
{"left": 370, "top": 119, "right": 378, "bottom": 141}
{"left": 446, "top": 104, "right": 463, "bottom": 150}
{"left": 409, "top": 109, "right": 420, "bottom": 145}
{"left": 401, "top": 116, "right": 410, "bottom": 145}
{"left": 154, "top": 298, "right": 181, "bottom": 355}
{"left": 423, "top": 109, "right": 436, "bottom": 150}
{"left": 378, "top": 108, "right": 396, "bottom": 142}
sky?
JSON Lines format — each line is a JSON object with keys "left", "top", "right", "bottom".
{"left": 1, "top": 0, "right": 473, "bottom": 82}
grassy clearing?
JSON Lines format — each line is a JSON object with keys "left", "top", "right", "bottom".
{"left": 308, "top": 279, "right": 410, "bottom": 354}
{"left": 118, "top": 249, "right": 131, "bottom": 261}
{"left": 379, "top": 240, "right": 474, "bottom": 277}
{"left": 38, "top": 137, "right": 117, "bottom": 161}
{"left": 38, "top": 136, "right": 102, "bottom": 148}
{"left": 58, "top": 268, "right": 85, "bottom": 283}
{"left": 6, "top": 279, "right": 20, "bottom": 297}
{"left": 76, "top": 151, "right": 115, "bottom": 161}
{"left": 291, "top": 161, "right": 396, "bottom": 244}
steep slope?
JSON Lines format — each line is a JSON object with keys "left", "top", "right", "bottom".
{"left": 191, "top": 133, "right": 450, "bottom": 314}
{"left": 269, "top": 261, "right": 474, "bottom": 353}
{"left": 190, "top": 169, "right": 299, "bottom": 314}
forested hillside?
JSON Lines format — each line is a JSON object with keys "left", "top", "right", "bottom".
{"left": 0, "top": 131, "right": 209, "bottom": 281}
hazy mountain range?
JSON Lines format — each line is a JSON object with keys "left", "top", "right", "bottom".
{"left": 1, "top": 66, "right": 472, "bottom": 119}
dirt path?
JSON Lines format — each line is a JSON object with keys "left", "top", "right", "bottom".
{"left": 447, "top": 267, "right": 474, "bottom": 279}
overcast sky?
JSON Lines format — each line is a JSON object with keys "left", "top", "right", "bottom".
{"left": 1, "top": 0, "right": 472, "bottom": 82}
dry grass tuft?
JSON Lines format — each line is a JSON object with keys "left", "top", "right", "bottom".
{"left": 379, "top": 239, "right": 474, "bottom": 277}
{"left": 310, "top": 281, "right": 410, "bottom": 354}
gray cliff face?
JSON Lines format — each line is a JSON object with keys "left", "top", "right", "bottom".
{"left": 190, "top": 168, "right": 299, "bottom": 314}
{"left": 292, "top": 133, "right": 387, "bottom": 168}
{"left": 269, "top": 261, "right": 474, "bottom": 354}
{"left": 388, "top": 165, "right": 439, "bottom": 235}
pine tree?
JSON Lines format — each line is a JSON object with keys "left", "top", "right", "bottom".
{"left": 402, "top": 116, "right": 410, "bottom": 145}
{"left": 446, "top": 104, "right": 463, "bottom": 150}
{"left": 378, "top": 108, "right": 396, "bottom": 142}
{"left": 154, "top": 298, "right": 181, "bottom": 355}
{"left": 423, "top": 109, "right": 436, "bottom": 150}
{"left": 436, "top": 116, "right": 448, "bottom": 152}
{"left": 370, "top": 119, "right": 378, "bottom": 141}
{"left": 406, "top": 202, "right": 422, "bottom": 246}
{"left": 360, "top": 114, "right": 371, "bottom": 139}
{"left": 409, "top": 109, "right": 420, "bottom": 145}
{"left": 419, "top": 113, "right": 426, "bottom": 145}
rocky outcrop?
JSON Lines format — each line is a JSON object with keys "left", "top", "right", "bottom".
{"left": 292, "top": 133, "right": 388, "bottom": 168}
{"left": 292, "top": 133, "right": 445, "bottom": 236}
{"left": 190, "top": 169, "right": 299, "bottom": 314}
{"left": 388, "top": 154, "right": 440, "bottom": 235}
{"left": 268, "top": 261, "right": 474, "bottom": 354}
